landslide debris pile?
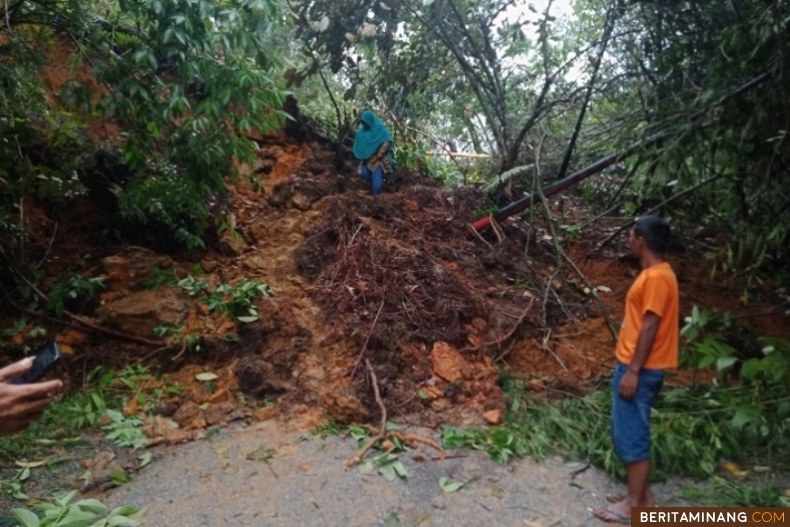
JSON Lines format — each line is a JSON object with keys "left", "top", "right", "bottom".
{"left": 6, "top": 120, "right": 600, "bottom": 432}
{"left": 282, "top": 143, "right": 588, "bottom": 422}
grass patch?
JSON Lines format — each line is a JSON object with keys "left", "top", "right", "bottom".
{"left": 680, "top": 477, "right": 790, "bottom": 507}
{"left": 441, "top": 371, "right": 790, "bottom": 481}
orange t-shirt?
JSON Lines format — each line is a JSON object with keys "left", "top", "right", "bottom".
{"left": 615, "top": 261, "right": 679, "bottom": 370}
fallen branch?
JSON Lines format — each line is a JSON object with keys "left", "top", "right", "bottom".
{"left": 170, "top": 340, "right": 189, "bottom": 362}
{"left": 494, "top": 340, "right": 517, "bottom": 362}
{"left": 596, "top": 173, "right": 723, "bottom": 251}
{"left": 541, "top": 329, "right": 569, "bottom": 372}
{"left": 36, "top": 221, "right": 58, "bottom": 270}
{"left": 349, "top": 301, "right": 385, "bottom": 383}
{"left": 560, "top": 251, "right": 618, "bottom": 341}
{"left": 732, "top": 300, "right": 790, "bottom": 320}
{"left": 51, "top": 310, "right": 164, "bottom": 346}
{"left": 490, "top": 215, "right": 506, "bottom": 244}
{"left": 468, "top": 224, "right": 494, "bottom": 249}
{"left": 388, "top": 431, "right": 445, "bottom": 460}
{"left": 345, "top": 359, "right": 387, "bottom": 468}
{"left": 1, "top": 283, "right": 166, "bottom": 348}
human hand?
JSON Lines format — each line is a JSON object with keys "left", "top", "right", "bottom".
{"left": 618, "top": 369, "right": 639, "bottom": 401}
{"left": 0, "top": 357, "right": 63, "bottom": 436}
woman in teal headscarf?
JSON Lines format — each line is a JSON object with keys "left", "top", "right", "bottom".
{"left": 353, "top": 110, "right": 394, "bottom": 196}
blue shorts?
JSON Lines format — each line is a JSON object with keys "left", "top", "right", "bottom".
{"left": 611, "top": 361, "right": 664, "bottom": 464}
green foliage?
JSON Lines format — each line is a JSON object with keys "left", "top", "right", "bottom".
{"left": 681, "top": 304, "right": 790, "bottom": 386}
{"left": 101, "top": 410, "right": 148, "bottom": 450}
{"left": 0, "top": 364, "right": 179, "bottom": 461}
{"left": 441, "top": 371, "right": 790, "bottom": 480}
{"left": 395, "top": 140, "right": 482, "bottom": 187}
{"left": 358, "top": 452, "right": 408, "bottom": 482}
{"left": 599, "top": 0, "right": 790, "bottom": 280}
{"left": 473, "top": 203, "right": 499, "bottom": 219}
{"left": 10, "top": 490, "right": 142, "bottom": 527}
{"left": 438, "top": 476, "right": 465, "bottom": 492}
{"left": 292, "top": 0, "right": 584, "bottom": 171}
{"left": 46, "top": 276, "right": 105, "bottom": 318}
{"left": 0, "top": 468, "right": 31, "bottom": 501}
{"left": 0, "top": 318, "right": 47, "bottom": 354}
{"left": 141, "top": 267, "right": 179, "bottom": 289}
{"left": 441, "top": 426, "right": 517, "bottom": 464}
{"left": 680, "top": 477, "right": 790, "bottom": 507}
{"left": 90, "top": 0, "right": 287, "bottom": 245}
{"left": 1, "top": 0, "right": 288, "bottom": 251}
{"left": 179, "top": 276, "right": 273, "bottom": 322}
{"left": 680, "top": 305, "right": 738, "bottom": 372}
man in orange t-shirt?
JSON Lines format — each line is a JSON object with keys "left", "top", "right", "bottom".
{"left": 594, "top": 215, "right": 679, "bottom": 524}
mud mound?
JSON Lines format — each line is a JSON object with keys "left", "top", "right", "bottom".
{"left": 302, "top": 214, "right": 484, "bottom": 346}
{"left": 292, "top": 182, "right": 579, "bottom": 420}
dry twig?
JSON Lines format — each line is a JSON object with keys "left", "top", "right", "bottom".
{"left": 349, "top": 300, "right": 385, "bottom": 383}
{"left": 36, "top": 221, "right": 58, "bottom": 270}
{"left": 345, "top": 359, "right": 387, "bottom": 468}
{"left": 388, "top": 431, "right": 445, "bottom": 460}
{"left": 490, "top": 215, "right": 506, "bottom": 244}
{"left": 0, "top": 265, "right": 166, "bottom": 347}
{"left": 541, "top": 329, "right": 568, "bottom": 372}
{"left": 468, "top": 224, "right": 494, "bottom": 249}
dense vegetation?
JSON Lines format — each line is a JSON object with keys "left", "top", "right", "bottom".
{"left": 2, "top": 0, "right": 788, "bottom": 276}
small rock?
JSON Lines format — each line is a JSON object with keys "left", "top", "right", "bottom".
{"left": 205, "top": 402, "right": 238, "bottom": 426}
{"left": 291, "top": 193, "right": 312, "bottom": 211}
{"left": 173, "top": 401, "right": 203, "bottom": 426}
{"left": 57, "top": 328, "right": 88, "bottom": 346}
{"left": 243, "top": 255, "right": 267, "bottom": 271}
{"left": 268, "top": 147, "right": 285, "bottom": 160}
{"left": 202, "top": 260, "right": 219, "bottom": 273}
{"left": 431, "top": 341, "right": 467, "bottom": 382}
{"left": 96, "top": 287, "right": 188, "bottom": 336}
{"left": 219, "top": 230, "right": 248, "bottom": 256}
{"left": 252, "top": 405, "right": 278, "bottom": 422}
{"left": 83, "top": 451, "right": 116, "bottom": 470}
{"left": 430, "top": 398, "right": 450, "bottom": 412}
{"left": 101, "top": 248, "right": 175, "bottom": 292}
{"left": 187, "top": 417, "right": 208, "bottom": 429}
{"left": 482, "top": 409, "right": 502, "bottom": 425}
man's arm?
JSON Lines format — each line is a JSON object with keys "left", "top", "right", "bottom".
{"left": 619, "top": 311, "right": 661, "bottom": 400}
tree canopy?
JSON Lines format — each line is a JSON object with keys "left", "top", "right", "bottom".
{"left": 1, "top": 0, "right": 788, "bottom": 278}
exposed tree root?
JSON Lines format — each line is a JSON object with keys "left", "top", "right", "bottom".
{"left": 345, "top": 359, "right": 387, "bottom": 468}
{"left": 349, "top": 301, "right": 385, "bottom": 383}
{"left": 345, "top": 359, "right": 447, "bottom": 467}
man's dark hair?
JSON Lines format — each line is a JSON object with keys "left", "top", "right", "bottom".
{"left": 634, "top": 215, "right": 671, "bottom": 253}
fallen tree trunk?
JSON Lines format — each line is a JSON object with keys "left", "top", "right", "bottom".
{"left": 471, "top": 70, "right": 772, "bottom": 233}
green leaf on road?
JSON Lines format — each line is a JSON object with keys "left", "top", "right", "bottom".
{"left": 439, "top": 476, "right": 465, "bottom": 492}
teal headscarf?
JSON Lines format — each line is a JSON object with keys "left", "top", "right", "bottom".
{"left": 353, "top": 110, "right": 394, "bottom": 167}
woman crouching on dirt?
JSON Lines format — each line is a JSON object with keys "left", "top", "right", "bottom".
{"left": 353, "top": 110, "right": 394, "bottom": 196}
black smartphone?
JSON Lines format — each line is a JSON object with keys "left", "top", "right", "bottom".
{"left": 10, "top": 342, "right": 61, "bottom": 385}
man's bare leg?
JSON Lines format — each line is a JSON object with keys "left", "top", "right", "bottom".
{"left": 607, "top": 485, "right": 656, "bottom": 506}
{"left": 594, "top": 460, "right": 653, "bottom": 522}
